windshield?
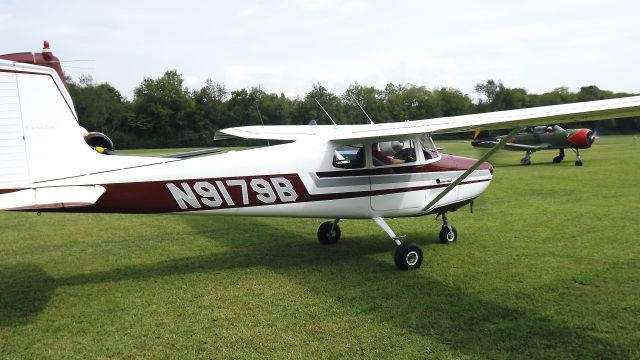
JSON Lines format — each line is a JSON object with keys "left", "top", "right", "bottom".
{"left": 419, "top": 134, "right": 440, "bottom": 160}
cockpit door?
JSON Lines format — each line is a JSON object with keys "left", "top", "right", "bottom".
{"left": 369, "top": 136, "right": 428, "bottom": 211}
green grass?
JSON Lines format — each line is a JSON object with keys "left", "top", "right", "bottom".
{"left": 1, "top": 135, "right": 639, "bottom": 359}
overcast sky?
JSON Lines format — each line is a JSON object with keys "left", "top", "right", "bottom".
{"left": 3, "top": 0, "right": 639, "bottom": 100}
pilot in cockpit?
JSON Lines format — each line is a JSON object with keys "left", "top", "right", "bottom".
{"left": 372, "top": 143, "right": 405, "bottom": 166}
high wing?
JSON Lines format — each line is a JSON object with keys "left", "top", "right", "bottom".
{"left": 215, "top": 96, "right": 640, "bottom": 141}
{"left": 473, "top": 139, "right": 552, "bottom": 151}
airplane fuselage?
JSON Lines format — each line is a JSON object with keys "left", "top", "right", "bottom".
{"left": 39, "top": 139, "right": 493, "bottom": 219}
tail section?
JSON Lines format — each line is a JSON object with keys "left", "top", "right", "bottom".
{"left": 0, "top": 43, "right": 107, "bottom": 209}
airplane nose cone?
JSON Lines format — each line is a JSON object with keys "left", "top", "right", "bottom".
{"left": 485, "top": 161, "right": 494, "bottom": 175}
{"left": 568, "top": 129, "right": 594, "bottom": 148}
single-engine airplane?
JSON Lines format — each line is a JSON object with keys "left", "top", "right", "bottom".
{"left": 2, "top": 43, "right": 640, "bottom": 270}
{"left": 471, "top": 125, "right": 598, "bottom": 166}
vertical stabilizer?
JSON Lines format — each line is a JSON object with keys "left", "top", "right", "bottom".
{"left": 0, "top": 71, "right": 30, "bottom": 189}
{"left": 0, "top": 57, "right": 97, "bottom": 191}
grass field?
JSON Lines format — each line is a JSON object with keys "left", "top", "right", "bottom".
{"left": 1, "top": 135, "right": 639, "bottom": 359}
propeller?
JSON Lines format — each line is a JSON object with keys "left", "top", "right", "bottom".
{"left": 587, "top": 129, "right": 600, "bottom": 145}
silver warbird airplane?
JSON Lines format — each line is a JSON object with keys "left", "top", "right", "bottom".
{"left": 2, "top": 44, "right": 640, "bottom": 270}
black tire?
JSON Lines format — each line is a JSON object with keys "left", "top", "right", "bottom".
{"left": 317, "top": 221, "right": 340, "bottom": 244}
{"left": 575, "top": 160, "right": 583, "bottom": 166}
{"left": 439, "top": 225, "right": 458, "bottom": 244}
{"left": 394, "top": 242, "right": 423, "bottom": 270}
{"left": 552, "top": 155, "right": 563, "bottom": 163}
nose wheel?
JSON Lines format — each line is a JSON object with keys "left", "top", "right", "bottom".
{"left": 437, "top": 213, "right": 458, "bottom": 244}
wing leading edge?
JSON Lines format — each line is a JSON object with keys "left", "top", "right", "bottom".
{"left": 215, "top": 96, "right": 640, "bottom": 142}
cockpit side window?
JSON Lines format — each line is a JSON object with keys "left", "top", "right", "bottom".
{"left": 333, "top": 144, "right": 365, "bottom": 169}
{"left": 372, "top": 139, "right": 416, "bottom": 167}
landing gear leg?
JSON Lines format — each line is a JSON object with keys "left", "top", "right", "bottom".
{"left": 436, "top": 213, "right": 458, "bottom": 244}
{"left": 553, "top": 148, "right": 565, "bottom": 163}
{"left": 573, "top": 148, "right": 583, "bottom": 166}
{"left": 520, "top": 150, "right": 532, "bottom": 165}
{"left": 317, "top": 219, "right": 341, "bottom": 244}
{"left": 373, "top": 217, "right": 422, "bottom": 271}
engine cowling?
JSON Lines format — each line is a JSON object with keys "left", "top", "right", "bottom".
{"left": 567, "top": 129, "right": 597, "bottom": 149}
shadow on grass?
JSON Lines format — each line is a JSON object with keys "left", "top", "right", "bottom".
{"left": 0, "top": 263, "right": 56, "bottom": 327}
{"left": 1, "top": 216, "right": 629, "bottom": 358}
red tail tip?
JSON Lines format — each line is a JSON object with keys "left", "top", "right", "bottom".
{"left": 43, "top": 40, "right": 50, "bottom": 50}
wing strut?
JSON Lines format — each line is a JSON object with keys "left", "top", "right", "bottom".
{"left": 423, "top": 128, "right": 521, "bottom": 212}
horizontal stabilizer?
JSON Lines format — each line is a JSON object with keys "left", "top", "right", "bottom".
{"left": 0, "top": 185, "right": 105, "bottom": 210}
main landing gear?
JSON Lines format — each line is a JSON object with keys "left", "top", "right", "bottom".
{"left": 372, "top": 217, "right": 423, "bottom": 270}
{"left": 317, "top": 219, "right": 341, "bottom": 244}
{"left": 552, "top": 148, "right": 565, "bottom": 163}
{"left": 520, "top": 150, "right": 533, "bottom": 165}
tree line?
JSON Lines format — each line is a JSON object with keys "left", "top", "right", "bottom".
{"left": 67, "top": 71, "right": 640, "bottom": 149}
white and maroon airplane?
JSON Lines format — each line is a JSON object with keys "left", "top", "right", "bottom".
{"left": 2, "top": 43, "right": 640, "bottom": 270}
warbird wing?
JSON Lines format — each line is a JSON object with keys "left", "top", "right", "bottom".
{"left": 473, "top": 139, "right": 551, "bottom": 152}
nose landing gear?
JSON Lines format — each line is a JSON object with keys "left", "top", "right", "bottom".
{"left": 436, "top": 213, "right": 458, "bottom": 244}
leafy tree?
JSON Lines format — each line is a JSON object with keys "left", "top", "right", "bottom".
{"left": 432, "top": 87, "right": 475, "bottom": 117}
{"left": 301, "top": 83, "right": 343, "bottom": 125}
{"left": 131, "top": 70, "right": 198, "bottom": 147}
{"left": 67, "top": 76, "right": 133, "bottom": 142}
{"left": 192, "top": 79, "right": 228, "bottom": 133}
{"left": 67, "top": 72, "right": 639, "bottom": 149}
{"left": 343, "top": 84, "right": 383, "bottom": 123}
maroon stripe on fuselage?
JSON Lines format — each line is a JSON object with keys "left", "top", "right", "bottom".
{"left": 91, "top": 173, "right": 310, "bottom": 213}
{"left": 56, "top": 173, "right": 489, "bottom": 214}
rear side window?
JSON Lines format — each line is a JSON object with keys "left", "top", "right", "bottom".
{"left": 333, "top": 144, "right": 364, "bottom": 168}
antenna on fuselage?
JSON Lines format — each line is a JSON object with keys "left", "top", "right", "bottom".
{"left": 350, "top": 95, "right": 374, "bottom": 124}
{"left": 254, "top": 101, "right": 270, "bottom": 146}
{"left": 313, "top": 98, "right": 338, "bottom": 125}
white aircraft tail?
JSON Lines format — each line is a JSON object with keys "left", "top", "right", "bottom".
{"left": 0, "top": 59, "right": 101, "bottom": 205}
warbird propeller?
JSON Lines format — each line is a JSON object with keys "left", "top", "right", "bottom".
{"left": 471, "top": 125, "right": 599, "bottom": 166}
{"left": 2, "top": 43, "right": 640, "bottom": 270}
